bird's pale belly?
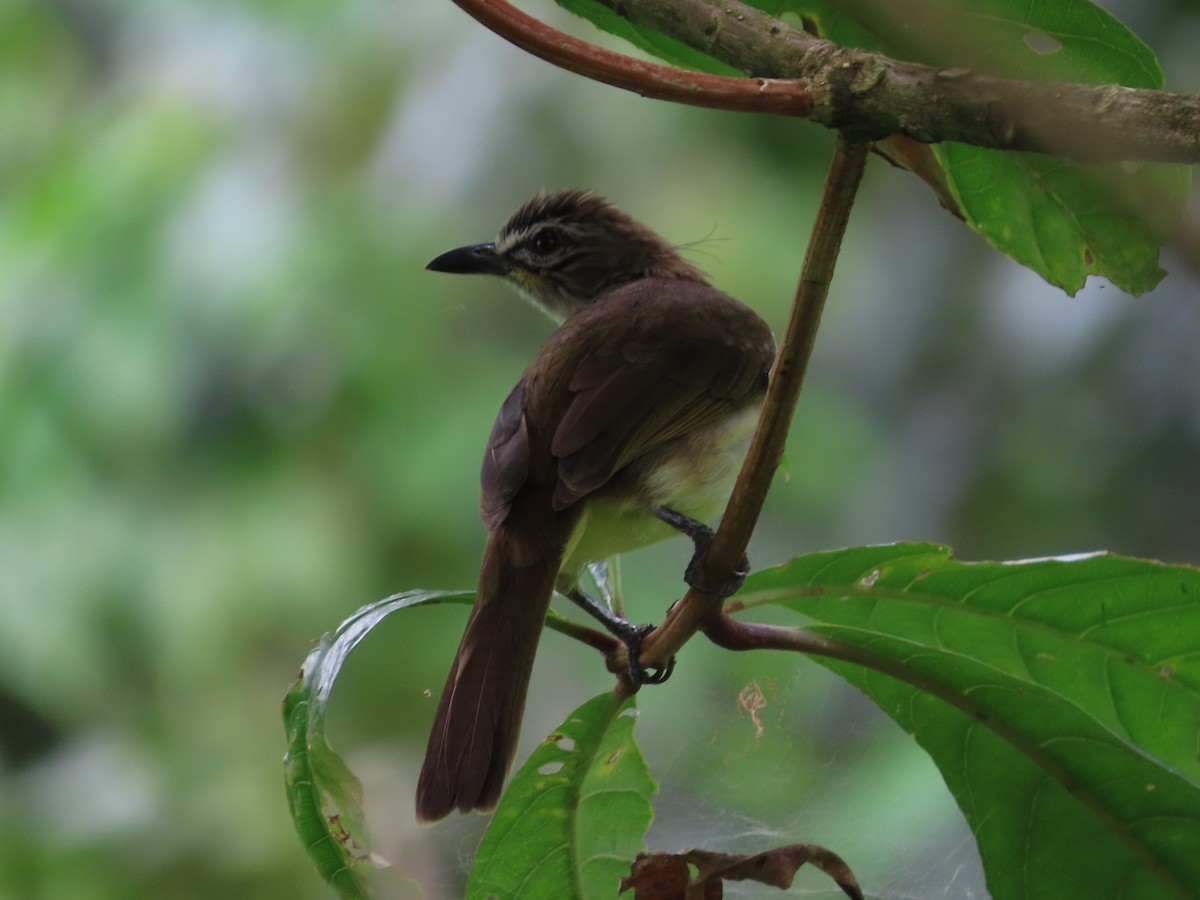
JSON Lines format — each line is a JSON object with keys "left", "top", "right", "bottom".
{"left": 558, "top": 403, "right": 761, "bottom": 578}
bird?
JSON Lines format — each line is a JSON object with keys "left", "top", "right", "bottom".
{"left": 416, "top": 189, "right": 776, "bottom": 822}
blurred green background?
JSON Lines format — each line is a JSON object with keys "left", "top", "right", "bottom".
{"left": 2, "top": 1, "right": 1197, "bottom": 898}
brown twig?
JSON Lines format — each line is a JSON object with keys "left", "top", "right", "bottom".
{"left": 448, "top": 0, "right": 812, "bottom": 116}
{"left": 624, "top": 137, "right": 871, "bottom": 691}
{"left": 545, "top": 614, "right": 620, "bottom": 657}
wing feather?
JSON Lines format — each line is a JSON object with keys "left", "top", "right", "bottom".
{"left": 479, "top": 278, "right": 775, "bottom": 524}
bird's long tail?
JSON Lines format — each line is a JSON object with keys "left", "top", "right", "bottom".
{"left": 415, "top": 532, "right": 560, "bottom": 821}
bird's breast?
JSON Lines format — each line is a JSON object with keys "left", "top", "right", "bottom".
{"left": 557, "top": 402, "right": 761, "bottom": 577}
{"left": 638, "top": 402, "right": 762, "bottom": 518}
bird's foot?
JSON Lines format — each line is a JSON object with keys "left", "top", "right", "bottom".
{"left": 611, "top": 620, "right": 675, "bottom": 686}
{"left": 565, "top": 589, "right": 675, "bottom": 685}
{"left": 653, "top": 506, "right": 749, "bottom": 598}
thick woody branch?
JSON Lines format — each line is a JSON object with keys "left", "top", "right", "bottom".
{"left": 603, "top": 0, "right": 1200, "bottom": 163}
{"left": 451, "top": 0, "right": 1200, "bottom": 164}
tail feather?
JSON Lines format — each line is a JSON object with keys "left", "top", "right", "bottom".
{"left": 416, "top": 534, "right": 560, "bottom": 821}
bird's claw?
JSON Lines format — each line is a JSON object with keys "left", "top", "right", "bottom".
{"left": 655, "top": 506, "right": 749, "bottom": 598}
{"left": 618, "top": 621, "right": 675, "bottom": 686}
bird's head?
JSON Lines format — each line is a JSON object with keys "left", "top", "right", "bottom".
{"left": 426, "top": 189, "right": 706, "bottom": 322}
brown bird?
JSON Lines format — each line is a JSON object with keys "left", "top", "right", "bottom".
{"left": 416, "top": 190, "right": 775, "bottom": 821}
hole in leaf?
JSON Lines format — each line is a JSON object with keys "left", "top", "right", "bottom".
{"left": 538, "top": 761, "right": 564, "bottom": 775}
{"left": 1023, "top": 31, "right": 1061, "bottom": 54}
{"left": 554, "top": 736, "right": 575, "bottom": 751}
{"left": 619, "top": 707, "right": 640, "bottom": 719}
{"left": 859, "top": 568, "right": 881, "bottom": 587}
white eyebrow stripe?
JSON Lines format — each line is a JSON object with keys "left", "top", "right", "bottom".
{"left": 495, "top": 225, "right": 535, "bottom": 254}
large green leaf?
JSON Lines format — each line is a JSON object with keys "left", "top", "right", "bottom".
{"left": 468, "top": 692, "right": 656, "bottom": 900}
{"left": 737, "top": 543, "right": 1200, "bottom": 900}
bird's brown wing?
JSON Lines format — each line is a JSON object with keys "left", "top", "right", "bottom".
{"left": 550, "top": 358, "right": 722, "bottom": 506}
{"left": 480, "top": 278, "right": 774, "bottom": 524}
{"left": 479, "top": 383, "right": 530, "bottom": 531}
{"left": 552, "top": 279, "right": 774, "bottom": 509}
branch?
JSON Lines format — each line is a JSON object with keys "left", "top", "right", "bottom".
{"left": 450, "top": 0, "right": 1200, "bottom": 164}
{"left": 602, "top": 0, "right": 1200, "bottom": 164}
{"left": 545, "top": 614, "right": 621, "bottom": 656}
{"left": 627, "top": 137, "right": 871, "bottom": 688}
{"left": 449, "top": 0, "right": 812, "bottom": 116}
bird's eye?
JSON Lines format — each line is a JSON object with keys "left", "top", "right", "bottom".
{"left": 527, "top": 228, "right": 563, "bottom": 258}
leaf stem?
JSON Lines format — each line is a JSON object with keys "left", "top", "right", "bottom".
{"left": 546, "top": 612, "right": 621, "bottom": 657}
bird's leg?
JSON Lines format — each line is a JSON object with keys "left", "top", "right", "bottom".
{"left": 653, "top": 506, "right": 749, "bottom": 598}
{"left": 564, "top": 587, "right": 675, "bottom": 685}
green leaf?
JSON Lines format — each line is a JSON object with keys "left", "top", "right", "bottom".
{"left": 738, "top": 544, "right": 1200, "bottom": 900}
{"left": 468, "top": 692, "right": 656, "bottom": 900}
{"left": 283, "top": 589, "right": 474, "bottom": 899}
{"left": 770, "top": 0, "right": 1190, "bottom": 294}
{"left": 790, "top": 0, "right": 1163, "bottom": 83}
{"left": 938, "top": 145, "right": 1185, "bottom": 295}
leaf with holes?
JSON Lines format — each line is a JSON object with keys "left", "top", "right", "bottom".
{"left": 283, "top": 589, "right": 475, "bottom": 899}
{"left": 467, "top": 692, "right": 656, "bottom": 900}
{"left": 737, "top": 543, "right": 1200, "bottom": 900}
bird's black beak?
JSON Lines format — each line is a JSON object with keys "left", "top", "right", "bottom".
{"left": 426, "top": 242, "right": 510, "bottom": 276}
